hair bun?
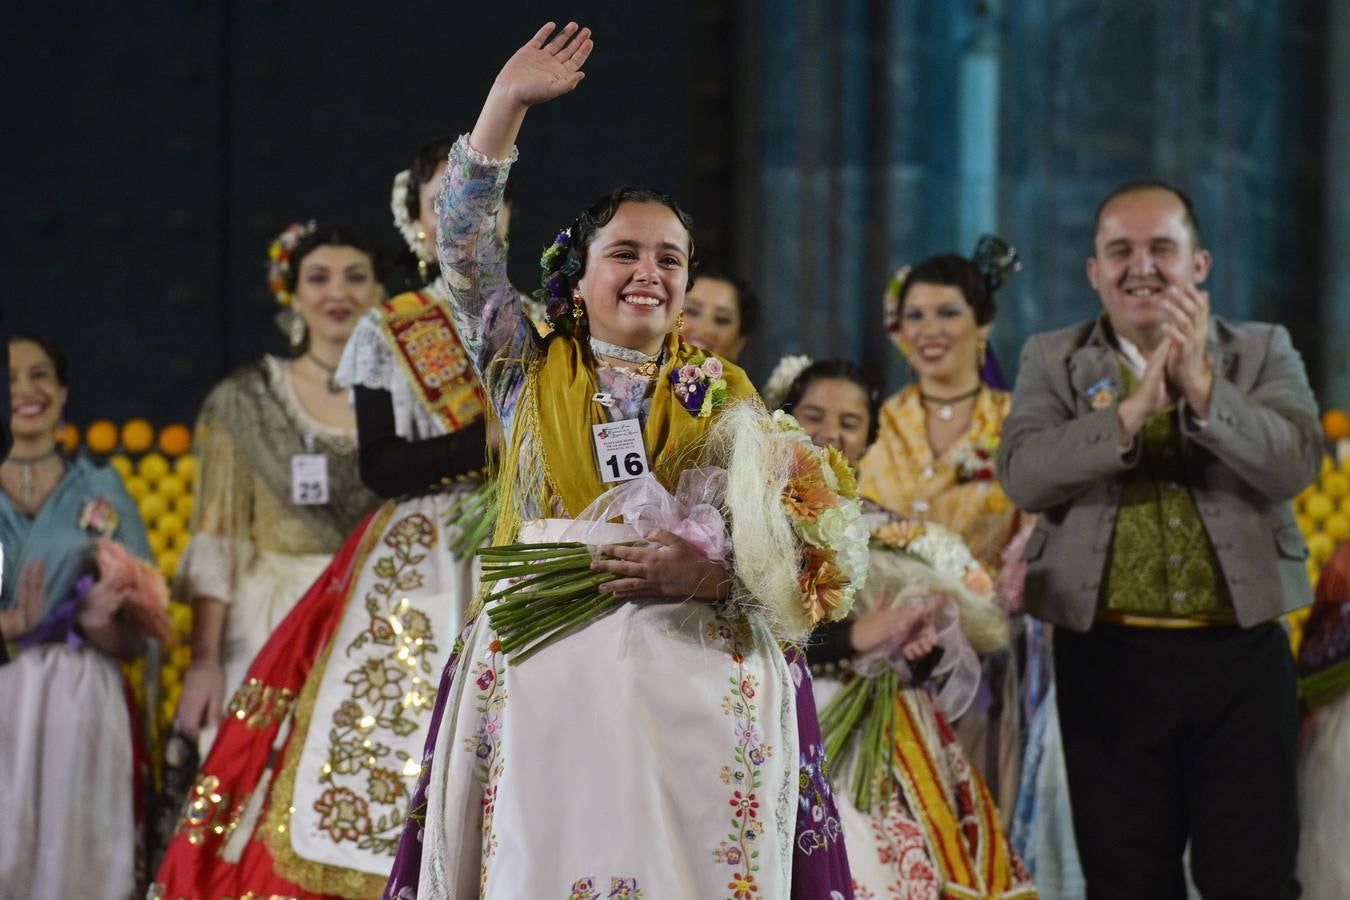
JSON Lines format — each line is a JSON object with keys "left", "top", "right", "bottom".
{"left": 972, "top": 234, "right": 1021, "bottom": 294}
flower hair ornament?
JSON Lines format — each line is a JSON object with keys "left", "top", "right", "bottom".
{"left": 391, "top": 169, "right": 437, "bottom": 280}
{"left": 881, "top": 264, "right": 913, "bottom": 355}
{"left": 266, "top": 220, "right": 317, "bottom": 306}
{"left": 761, "top": 353, "right": 814, "bottom": 412}
{"left": 533, "top": 226, "right": 584, "bottom": 335}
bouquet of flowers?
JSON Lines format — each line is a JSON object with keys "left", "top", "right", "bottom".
{"left": 818, "top": 518, "right": 1010, "bottom": 812}
{"left": 481, "top": 469, "right": 731, "bottom": 665}
{"left": 713, "top": 405, "right": 869, "bottom": 642}
{"left": 670, "top": 350, "right": 730, "bottom": 418}
{"left": 93, "top": 538, "right": 175, "bottom": 645}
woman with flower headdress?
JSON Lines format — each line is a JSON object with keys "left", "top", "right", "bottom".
{"left": 857, "top": 243, "right": 1081, "bottom": 895}
{"left": 152, "top": 173, "right": 493, "bottom": 894}
{"left": 172, "top": 223, "right": 382, "bottom": 754}
{"left": 767, "top": 355, "right": 1037, "bottom": 898}
{"left": 857, "top": 240, "right": 1034, "bottom": 819}
{"left": 0, "top": 330, "right": 165, "bottom": 898}
{"left": 376, "top": 22, "right": 860, "bottom": 898}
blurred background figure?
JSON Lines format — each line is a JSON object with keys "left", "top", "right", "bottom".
{"left": 0, "top": 331, "right": 162, "bottom": 899}
{"left": 174, "top": 223, "right": 382, "bottom": 752}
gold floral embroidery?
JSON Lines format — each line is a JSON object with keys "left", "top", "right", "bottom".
{"left": 262, "top": 504, "right": 403, "bottom": 900}
{"left": 175, "top": 773, "right": 245, "bottom": 848}
{"left": 305, "top": 511, "right": 441, "bottom": 857}
{"left": 225, "top": 678, "right": 297, "bottom": 730}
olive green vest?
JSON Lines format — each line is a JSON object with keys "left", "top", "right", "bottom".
{"left": 1101, "top": 366, "right": 1233, "bottom": 620}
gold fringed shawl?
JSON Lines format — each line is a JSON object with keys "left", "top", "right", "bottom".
{"left": 377, "top": 291, "right": 487, "bottom": 434}
{"left": 492, "top": 331, "right": 756, "bottom": 544}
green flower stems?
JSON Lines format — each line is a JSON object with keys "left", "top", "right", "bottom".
{"left": 478, "top": 541, "right": 636, "bottom": 665}
{"left": 445, "top": 480, "right": 499, "bottom": 560}
{"left": 818, "top": 668, "right": 900, "bottom": 812}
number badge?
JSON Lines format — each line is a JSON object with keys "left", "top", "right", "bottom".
{"left": 591, "top": 419, "right": 650, "bottom": 484}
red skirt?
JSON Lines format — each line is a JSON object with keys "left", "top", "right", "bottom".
{"left": 151, "top": 509, "right": 379, "bottom": 900}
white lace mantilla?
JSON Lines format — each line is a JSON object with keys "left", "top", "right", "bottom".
{"left": 335, "top": 292, "right": 451, "bottom": 442}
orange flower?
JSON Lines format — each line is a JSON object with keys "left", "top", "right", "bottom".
{"left": 963, "top": 564, "right": 995, "bottom": 599}
{"left": 798, "top": 546, "right": 849, "bottom": 625}
{"left": 781, "top": 443, "right": 838, "bottom": 523}
{"left": 871, "top": 519, "right": 920, "bottom": 550}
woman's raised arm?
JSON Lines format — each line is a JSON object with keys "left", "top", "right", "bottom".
{"left": 468, "top": 22, "right": 593, "bottom": 159}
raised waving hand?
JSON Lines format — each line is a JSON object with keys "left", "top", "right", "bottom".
{"left": 470, "top": 22, "right": 594, "bottom": 159}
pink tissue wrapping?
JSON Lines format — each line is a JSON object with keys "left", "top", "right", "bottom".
{"left": 565, "top": 469, "right": 731, "bottom": 562}
{"left": 93, "top": 538, "right": 176, "bottom": 645}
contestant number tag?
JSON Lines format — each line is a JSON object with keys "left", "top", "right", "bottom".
{"left": 592, "top": 419, "right": 650, "bottom": 484}
{"left": 291, "top": 454, "right": 330, "bottom": 505}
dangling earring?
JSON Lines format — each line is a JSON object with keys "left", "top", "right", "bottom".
{"left": 977, "top": 338, "right": 988, "bottom": 371}
{"left": 899, "top": 337, "right": 916, "bottom": 381}
{"left": 289, "top": 313, "right": 307, "bottom": 349}
{"left": 571, "top": 287, "right": 586, "bottom": 337}
{"left": 675, "top": 310, "right": 685, "bottom": 333}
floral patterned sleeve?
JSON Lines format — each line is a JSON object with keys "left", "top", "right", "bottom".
{"left": 435, "top": 134, "right": 528, "bottom": 416}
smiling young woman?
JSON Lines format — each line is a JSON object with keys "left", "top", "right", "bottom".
{"left": 857, "top": 239, "right": 1035, "bottom": 834}
{"left": 377, "top": 22, "right": 854, "bottom": 898}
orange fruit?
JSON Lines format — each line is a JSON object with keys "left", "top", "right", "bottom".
{"left": 1323, "top": 409, "right": 1350, "bottom": 441}
{"left": 158, "top": 423, "right": 192, "bottom": 457}
{"left": 56, "top": 423, "right": 79, "bottom": 453}
{"left": 86, "top": 420, "right": 119, "bottom": 455}
{"left": 122, "top": 418, "right": 155, "bottom": 454}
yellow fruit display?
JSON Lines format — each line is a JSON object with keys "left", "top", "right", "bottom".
{"left": 1322, "top": 455, "right": 1335, "bottom": 476}
{"left": 86, "top": 420, "right": 119, "bottom": 455}
{"left": 138, "top": 452, "right": 170, "bottom": 484}
{"left": 169, "top": 601, "right": 192, "bottom": 633}
{"left": 109, "top": 454, "right": 133, "bottom": 478}
{"left": 158, "top": 423, "right": 192, "bottom": 457}
{"left": 124, "top": 476, "right": 149, "bottom": 502}
{"left": 158, "top": 550, "right": 180, "bottom": 579}
{"left": 1305, "top": 493, "right": 1334, "bottom": 523}
{"left": 173, "top": 494, "right": 195, "bottom": 520}
{"left": 1307, "top": 532, "right": 1334, "bottom": 564}
{"left": 156, "top": 512, "right": 186, "bottom": 540}
{"left": 156, "top": 474, "right": 187, "bottom": 502}
{"left": 138, "top": 493, "right": 168, "bottom": 524}
{"left": 1321, "top": 471, "right": 1349, "bottom": 500}
{"left": 148, "top": 531, "right": 167, "bottom": 555}
{"left": 174, "top": 455, "right": 198, "bottom": 483}
{"left": 172, "top": 530, "right": 192, "bottom": 553}
{"left": 1323, "top": 513, "right": 1350, "bottom": 542}
{"left": 122, "top": 419, "right": 155, "bottom": 454}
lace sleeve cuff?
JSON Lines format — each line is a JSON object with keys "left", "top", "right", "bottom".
{"left": 452, "top": 133, "right": 519, "bottom": 169}
{"left": 335, "top": 308, "right": 394, "bottom": 392}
